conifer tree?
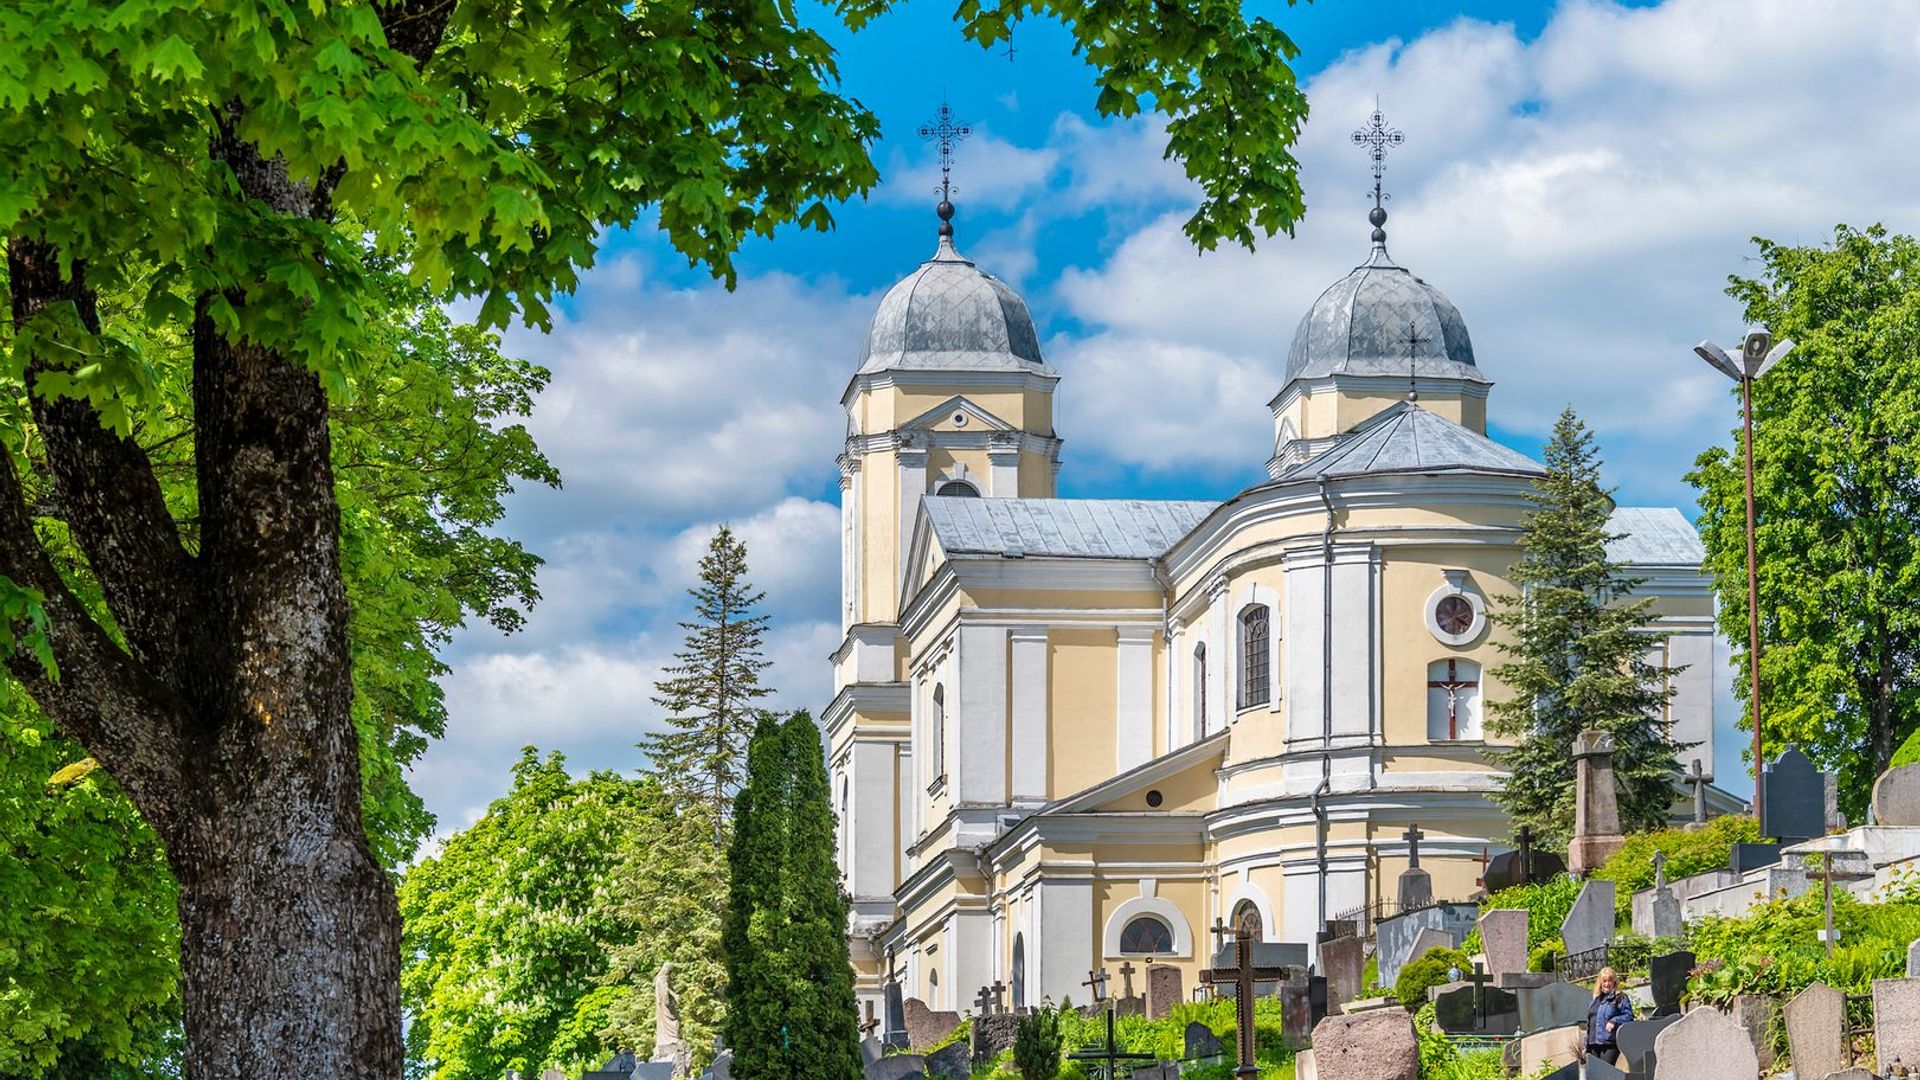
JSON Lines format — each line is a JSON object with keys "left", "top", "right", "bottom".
{"left": 642, "top": 525, "right": 773, "bottom": 832}
{"left": 721, "top": 714, "right": 790, "bottom": 1080}
{"left": 1487, "top": 409, "right": 1688, "bottom": 841}
{"left": 776, "top": 711, "right": 864, "bottom": 1080}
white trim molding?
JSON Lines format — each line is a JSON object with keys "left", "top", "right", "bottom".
{"left": 1101, "top": 892, "right": 1195, "bottom": 959}
{"left": 1424, "top": 569, "right": 1487, "bottom": 647}
{"left": 1221, "top": 878, "right": 1277, "bottom": 943}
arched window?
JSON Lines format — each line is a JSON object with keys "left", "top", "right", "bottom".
{"left": 1118, "top": 916, "right": 1175, "bottom": 955}
{"left": 1426, "top": 658, "right": 1483, "bottom": 741}
{"left": 930, "top": 683, "right": 947, "bottom": 782}
{"left": 936, "top": 480, "right": 979, "bottom": 497}
{"left": 1192, "top": 642, "right": 1208, "bottom": 738}
{"left": 928, "top": 968, "right": 939, "bottom": 1009}
{"left": 1011, "top": 934, "right": 1027, "bottom": 1009}
{"left": 1232, "top": 900, "right": 1264, "bottom": 941}
{"left": 1238, "top": 605, "right": 1271, "bottom": 709}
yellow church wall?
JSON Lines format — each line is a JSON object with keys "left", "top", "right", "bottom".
{"left": 1377, "top": 544, "right": 1518, "bottom": 748}
{"left": 1094, "top": 875, "right": 1209, "bottom": 960}
{"left": 1018, "top": 452, "right": 1057, "bottom": 497}
{"left": 1048, "top": 628, "right": 1119, "bottom": 798}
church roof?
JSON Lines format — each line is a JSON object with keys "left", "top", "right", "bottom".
{"left": 1283, "top": 243, "right": 1487, "bottom": 387}
{"left": 1277, "top": 400, "right": 1545, "bottom": 481}
{"left": 922, "top": 497, "right": 1215, "bottom": 560}
{"left": 1606, "top": 506, "right": 1707, "bottom": 566}
{"left": 858, "top": 236, "right": 1054, "bottom": 376}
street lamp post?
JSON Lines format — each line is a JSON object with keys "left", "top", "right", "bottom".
{"left": 1693, "top": 330, "right": 1793, "bottom": 825}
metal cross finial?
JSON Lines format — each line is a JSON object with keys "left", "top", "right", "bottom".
{"left": 1402, "top": 321, "right": 1431, "bottom": 403}
{"left": 1351, "top": 102, "right": 1405, "bottom": 244}
{"left": 918, "top": 101, "right": 973, "bottom": 239}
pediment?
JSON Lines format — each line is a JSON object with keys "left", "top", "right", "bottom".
{"left": 898, "top": 395, "right": 1014, "bottom": 434}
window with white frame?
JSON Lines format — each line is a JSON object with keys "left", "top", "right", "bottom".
{"left": 1238, "top": 605, "right": 1271, "bottom": 709}
{"left": 1192, "top": 641, "right": 1208, "bottom": 738}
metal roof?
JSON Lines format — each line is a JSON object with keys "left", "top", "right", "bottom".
{"left": 1277, "top": 400, "right": 1546, "bottom": 481}
{"left": 858, "top": 237, "right": 1055, "bottom": 376}
{"left": 922, "top": 497, "right": 1215, "bottom": 560}
{"left": 1606, "top": 506, "right": 1706, "bottom": 566}
{"left": 1284, "top": 243, "right": 1488, "bottom": 385}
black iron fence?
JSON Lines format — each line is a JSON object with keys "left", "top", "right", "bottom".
{"left": 1556, "top": 945, "right": 1611, "bottom": 983}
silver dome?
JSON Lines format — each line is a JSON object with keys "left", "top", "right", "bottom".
{"left": 1284, "top": 244, "right": 1485, "bottom": 385}
{"left": 858, "top": 237, "right": 1052, "bottom": 376}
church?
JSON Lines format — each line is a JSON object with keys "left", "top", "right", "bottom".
{"left": 821, "top": 134, "right": 1732, "bottom": 1020}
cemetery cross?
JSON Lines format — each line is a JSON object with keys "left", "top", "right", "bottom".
{"left": 975, "top": 985, "right": 995, "bottom": 1017}
{"left": 1083, "top": 969, "right": 1110, "bottom": 1004}
{"left": 1652, "top": 849, "right": 1668, "bottom": 891}
{"left": 1063, "top": 1002, "right": 1156, "bottom": 1080}
{"left": 1684, "top": 758, "right": 1715, "bottom": 824}
{"left": 1201, "top": 923, "right": 1292, "bottom": 1079}
{"left": 1462, "top": 961, "right": 1494, "bottom": 1024}
{"left": 991, "top": 980, "right": 1006, "bottom": 1015}
{"left": 1118, "top": 961, "right": 1137, "bottom": 1000}
{"left": 1404, "top": 823, "right": 1425, "bottom": 869}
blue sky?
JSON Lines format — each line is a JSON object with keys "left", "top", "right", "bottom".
{"left": 417, "top": 0, "right": 1920, "bottom": 834}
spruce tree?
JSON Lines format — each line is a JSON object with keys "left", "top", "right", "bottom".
{"left": 777, "top": 711, "right": 865, "bottom": 1080}
{"left": 1486, "top": 408, "right": 1688, "bottom": 842}
{"left": 721, "top": 713, "right": 790, "bottom": 1080}
{"left": 642, "top": 525, "right": 773, "bottom": 833}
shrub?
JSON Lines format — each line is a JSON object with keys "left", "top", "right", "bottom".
{"left": 1591, "top": 815, "right": 1763, "bottom": 918}
{"left": 1394, "top": 945, "right": 1469, "bottom": 1009}
{"left": 1529, "top": 939, "right": 1566, "bottom": 973}
{"left": 1687, "top": 886, "right": 1920, "bottom": 1003}
{"left": 1893, "top": 728, "right": 1920, "bottom": 769}
{"left": 1459, "top": 875, "right": 1584, "bottom": 955}
{"left": 1012, "top": 1005, "right": 1062, "bottom": 1080}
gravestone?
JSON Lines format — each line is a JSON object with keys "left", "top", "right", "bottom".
{"left": 884, "top": 981, "right": 909, "bottom": 1049}
{"left": 1279, "top": 968, "right": 1316, "bottom": 1047}
{"left": 1872, "top": 976, "right": 1920, "bottom": 1074}
{"left": 1760, "top": 744, "right": 1827, "bottom": 845}
{"left": 970, "top": 1012, "right": 1020, "bottom": 1063}
{"left": 1648, "top": 890, "right": 1682, "bottom": 941}
{"left": 1183, "top": 1020, "right": 1224, "bottom": 1060}
{"left": 1727, "top": 842, "right": 1782, "bottom": 874}
{"left": 1873, "top": 762, "right": 1920, "bottom": 826}
{"left": 1397, "top": 823, "right": 1434, "bottom": 911}
{"left": 1585, "top": 1056, "right": 1626, "bottom": 1080}
{"left": 541, "top": 1070, "right": 564, "bottom": 1080}
{"left": 1146, "top": 964, "right": 1182, "bottom": 1020}
{"left": 1821, "top": 1070, "right": 1876, "bottom": 1080}
{"left": 1514, "top": 980, "right": 1590, "bottom": 1034}
{"left": 1785, "top": 981, "right": 1846, "bottom": 1080}
{"left": 1517, "top": 1024, "right": 1583, "bottom": 1075}
{"left": 1651, "top": 1006, "right": 1759, "bottom": 1080}
{"left": 1728, "top": 994, "right": 1777, "bottom": 1072}
{"left": 1909, "top": 937, "right": 1920, "bottom": 977}
{"left": 1432, "top": 981, "right": 1519, "bottom": 1034}
{"left": 1129, "top": 1065, "right": 1180, "bottom": 1080}
{"left": 1403, "top": 927, "right": 1454, "bottom": 972}
{"left": 1616, "top": 1014, "right": 1681, "bottom": 1078}
{"left": 861, "top": 1038, "right": 884, "bottom": 1066}
{"left": 1322, "top": 934, "right": 1365, "bottom": 1011}
{"left": 1478, "top": 909, "right": 1528, "bottom": 978}
{"left": 707, "top": 1048, "right": 731, "bottom": 1080}
{"left": 625, "top": 1064, "right": 674, "bottom": 1080}
{"left": 1372, "top": 903, "right": 1478, "bottom": 987}
{"left": 1309, "top": 1008, "right": 1419, "bottom": 1080}
{"left": 1648, "top": 950, "right": 1694, "bottom": 1018}
{"left": 1560, "top": 879, "right": 1617, "bottom": 957}
{"left": 902, "top": 999, "right": 960, "bottom": 1052}
{"left": 1570, "top": 729, "right": 1626, "bottom": 872}
{"left": 863, "top": 1055, "right": 925, "bottom": 1080}
{"left": 923, "top": 1042, "right": 970, "bottom": 1080}
{"left": 1308, "top": 974, "right": 1329, "bottom": 1029}
{"left": 1484, "top": 825, "right": 1567, "bottom": 892}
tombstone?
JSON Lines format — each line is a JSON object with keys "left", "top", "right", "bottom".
{"left": 1405, "top": 926, "right": 1453, "bottom": 969}
{"left": 1616, "top": 1014, "right": 1682, "bottom": 1078}
{"left": 862, "top": 1055, "right": 925, "bottom": 1080}
{"left": 1585, "top": 1056, "right": 1627, "bottom": 1080}
{"left": 1570, "top": 730, "right": 1627, "bottom": 872}
{"left": 1484, "top": 824, "right": 1567, "bottom": 892}
{"left": 1648, "top": 950, "right": 1694, "bottom": 1018}
{"left": 1432, "top": 980, "right": 1519, "bottom": 1034}
{"left": 884, "top": 980, "right": 908, "bottom": 1049}
{"left": 1785, "top": 981, "right": 1847, "bottom": 1080}
{"left": 1873, "top": 762, "right": 1920, "bottom": 826}
{"left": 1478, "top": 909, "right": 1529, "bottom": 978}
{"left": 1909, "top": 937, "right": 1920, "bottom": 977}
{"left": 1727, "top": 994, "right": 1777, "bottom": 1072}
{"left": 1372, "top": 902, "right": 1478, "bottom": 987}
{"left": 1682, "top": 758, "right": 1714, "bottom": 826}
{"left": 1759, "top": 744, "right": 1827, "bottom": 845}
{"left": 923, "top": 1042, "right": 970, "bottom": 1080}
{"left": 541, "top": 1070, "right": 565, "bottom": 1080}
{"left": 707, "top": 1047, "right": 731, "bottom": 1080}
{"left": 1397, "top": 823, "right": 1434, "bottom": 911}
{"left": 902, "top": 998, "right": 960, "bottom": 1052}
{"left": 626, "top": 1064, "right": 674, "bottom": 1080}
{"left": 1308, "top": 1008, "right": 1419, "bottom": 1080}
{"left": 1651, "top": 1006, "right": 1759, "bottom": 1080}
{"left": 1647, "top": 890, "right": 1682, "bottom": 941}
{"left": 1873, "top": 976, "right": 1920, "bottom": 1075}
{"left": 970, "top": 1012, "right": 1020, "bottom": 1063}
{"left": 860, "top": 1038, "right": 884, "bottom": 1067}
{"left": 1183, "top": 1020, "right": 1224, "bottom": 1060}
{"left": 1146, "top": 964, "right": 1182, "bottom": 1020}
{"left": 1517, "top": 1024, "right": 1583, "bottom": 1075}
{"left": 1728, "top": 842, "right": 1783, "bottom": 874}
{"left": 1320, "top": 934, "right": 1365, "bottom": 1012}
{"left": 1515, "top": 980, "right": 1591, "bottom": 1034}
{"left": 1308, "top": 974, "right": 1330, "bottom": 1029}
{"left": 1279, "top": 968, "right": 1316, "bottom": 1047}
{"left": 1560, "top": 879, "right": 1617, "bottom": 957}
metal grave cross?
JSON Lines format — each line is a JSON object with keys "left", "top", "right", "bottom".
{"left": 1064, "top": 1002, "right": 1157, "bottom": 1079}
{"left": 1462, "top": 962, "right": 1495, "bottom": 1025}
{"left": 1427, "top": 657, "right": 1478, "bottom": 738}
{"left": 1200, "top": 924, "right": 1293, "bottom": 1079}
{"left": 1516, "top": 824, "right": 1535, "bottom": 886}
{"left": 1684, "top": 758, "right": 1715, "bottom": 824}
{"left": 1403, "top": 823, "right": 1426, "bottom": 870}
{"left": 974, "top": 985, "right": 995, "bottom": 1017}
{"left": 1082, "top": 968, "right": 1109, "bottom": 1004}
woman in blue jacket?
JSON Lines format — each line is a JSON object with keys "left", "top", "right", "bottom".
{"left": 1585, "top": 967, "right": 1635, "bottom": 1065}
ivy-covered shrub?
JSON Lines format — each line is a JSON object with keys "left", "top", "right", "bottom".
{"left": 1591, "top": 815, "right": 1763, "bottom": 918}
{"left": 1394, "top": 945, "right": 1469, "bottom": 1009}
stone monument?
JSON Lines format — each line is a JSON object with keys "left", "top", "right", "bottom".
{"left": 1651, "top": 1006, "right": 1759, "bottom": 1080}
{"left": 1872, "top": 762, "right": 1920, "bottom": 826}
{"left": 1784, "top": 980, "right": 1846, "bottom": 1080}
{"left": 1397, "top": 823, "right": 1434, "bottom": 911}
{"left": 1569, "top": 730, "right": 1625, "bottom": 872}
{"left": 651, "top": 963, "right": 689, "bottom": 1077}
{"left": 1760, "top": 744, "right": 1827, "bottom": 845}
{"left": 1559, "top": 879, "right": 1616, "bottom": 957}
{"left": 1146, "top": 963, "right": 1182, "bottom": 1020}
{"left": 1646, "top": 850, "right": 1683, "bottom": 940}
{"left": 1477, "top": 909, "right": 1528, "bottom": 979}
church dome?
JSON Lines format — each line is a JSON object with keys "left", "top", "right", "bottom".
{"left": 1283, "top": 229, "right": 1485, "bottom": 386}
{"left": 857, "top": 209, "right": 1051, "bottom": 376}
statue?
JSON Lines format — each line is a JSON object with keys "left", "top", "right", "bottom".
{"left": 651, "top": 962, "right": 688, "bottom": 1075}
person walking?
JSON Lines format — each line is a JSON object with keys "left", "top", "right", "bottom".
{"left": 1585, "top": 966, "right": 1634, "bottom": 1065}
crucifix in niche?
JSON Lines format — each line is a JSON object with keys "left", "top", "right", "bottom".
{"left": 1427, "top": 657, "right": 1481, "bottom": 740}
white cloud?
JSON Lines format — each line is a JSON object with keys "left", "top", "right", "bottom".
{"left": 880, "top": 129, "right": 1061, "bottom": 211}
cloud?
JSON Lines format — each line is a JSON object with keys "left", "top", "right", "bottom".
{"left": 881, "top": 128, "right": 1061, "bottom": 211}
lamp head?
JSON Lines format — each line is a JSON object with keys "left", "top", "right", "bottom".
{"left": 1742, "top": 329, "right": 1774, "bottom": 366}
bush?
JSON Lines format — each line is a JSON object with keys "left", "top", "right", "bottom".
{"left": 1459, "top": 875, "right": 1584, "bottom": 956}
{"left": 1687, "top": 887, "right": 1920, "bottom": 1003}
{"left": 1893, "top": 728, "right": 1920, "bottom": 769}
{"left": 1529, "top": 939, "right": 1565, "bottom": 973}
{"left": 1012, "top": 1005, "right": 1062, "bottom": 1080}
{"left": 1591, "top": 816, "right": 1763, "bottom": 918}
{"left": 1394, "top": 945, "right": 1469, "bottom": 1009}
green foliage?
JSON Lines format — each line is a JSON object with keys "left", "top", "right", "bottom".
{"left": 1040, "top": 998, "right": 1293, "bottom": 1079}
{"left": 1893, "top": 727, "right": 1920, "bottom": 769}
{"left": 1394, "top": 946, "right": 1469, "bottom": 1010}
{"left": 398, "top": 751, "right": 652, "bottom": 1080}
{"left": 1589, "top": 816, "right": 1760, "bottom": 919}
{"left": 1529, "top": 940, "right": 1567, "bottom": 975}
{"left": 1687, "top": 225, "right": 1920, "bottom": 817}
{"left": 1461, "top": 875, "right": 1585, "bottom": 955}
{"left": 1012, "top": 1004, "right": 1064, "bottom": 1080}
{"left": 1487, "top": 409, "right": 1688, "bottom": 843}
{"left": 640, "top": 525, "right": 772, "bottom": 829}
{"left": 1687, "top": 886, "right": 1920, "bottom": 1003}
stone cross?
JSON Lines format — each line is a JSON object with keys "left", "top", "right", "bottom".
{"left": 1201, "top": 925, "right": 1293, "bottom": 1079}
{"left": 1684, "top": 759, "right": 1715, "bottom": 824}
{"left": 1652, "top": 849, "right": 1669, "bottom": 892}
{"left": 1404, "top": 823, "right": 1425, "bottom": 869}
{"left": 1117, "top": 961, "right": 1137, "bottom": 1000}
{"left": 1083, "top": 969, "right": 1109, "bottom": 1004}
{"left": 860, "top": 1002, "right": 880, "bottom": 1036}
{"left": 975, "top": 985, "right": 995, "bottom": 1016}
{"left": 990, "top": 981, "right": 1006, "bottom": 1015}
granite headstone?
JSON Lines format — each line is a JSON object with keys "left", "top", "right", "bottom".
{"left": 1478, "top": 909, "right": 1529, "bottom": 978}
{"left": 1515, "top": 980, "right": 1591, "bottom": 1034}
{"left": 902, "top": 999, "right": 960, "bottom": 1052}
{"left": 1759, "top": 745, "right": 1827, "bottom": 845}
{"left": 1872, "top": 976, "right": 1920, "bottom": 1075}
{"left": 923, "top": 1042, "right": 970, "bottom": 1080}
{"left": 1433, "top": 982, "right": 1519, "bottom": 1034}
{"left": 1615, "top": 1014, "right": 1681, "bottom": 1078}
{"left": 1648, "top": 950, "right": 1694, "bottom": 1018}
{"left": 1651, "top": 1006, "right": 1759, "bottom": 1080}
{"left": 1184, "top": 1020, "right": 1224, "bottom": 1060}
{"left": 1560, "top": 879, "right": 1617, "bottom": 957}
{"left": 1147, "top": 964, "right": 1182, "bottom": 1020}
{"left": 1309, "top": 1008, "right": 1419, "bottom": 1080}
{"left": 1784, "top": 981, "right": 1846, "bottom": 1080}
{"left": 1321, "top": 934, "right": 1365, "bottom": 1011}
{"left": 1517, "top": 1024, "right": 1583, "bottom": 1075}
{"left": 1873, "top": 763, "right": 1920, "bottom": 826}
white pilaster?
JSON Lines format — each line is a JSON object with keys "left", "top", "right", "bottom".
{"left": 849, "top": 739, "right": 897, "bottom": 901}
{"left": 1114, "top": 625, "right": 1156, "bottom": 773}
{"left": 956, "top": 625, "right": 1009, "bottom": 806}
{"left": 897, "top": 435, "right": 928, "bottom": 574}
{"left": 1207, "top": 576, "right": 1229, "bottom": 737}
{"left": 988, "top": 436, "right": 1020, "bottom": 497}
{"left": 839, "top": 455, "right": 861, "bottom": 632}
{"left": 1009, "top": 627, "right": 1051, "bottom": 804}
{"left": 1036, "top": 877, "right": 1094, "bottom": 1004}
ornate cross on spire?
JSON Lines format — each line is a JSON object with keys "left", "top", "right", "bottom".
{"left": 919, "top": 101, "right": 973, "bottom": 239}
{"left": 1350, "top": 102, "right": 1405, "bottom": 245}
{"left": 1402, "top": 321, "right": 1431, "bottom": 403}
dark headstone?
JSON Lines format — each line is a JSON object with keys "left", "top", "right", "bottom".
{"left": 1542, "top": 1062, "right": 1580, "bottom": 1080}
{"left": 863, "top": 1055, "right": 924, "bottom": 1080}
{"left": 884, "top": 982, "right": 908, "bottom": 1049}
{"left": 1615, "top": 1013, "right": 1680, "bottom": 1078}
{"left": 1728, "top": 842, "right": 1782, "bottom": 874}
{"left": 1649, "top": 951, "right": 1695, "bottom": 1018}
{"left": 1184, "top": 1020, "right": 1224, "bottom": 1060}
{"left": 1278, "top": 970, "right": 1314, "bottom": 1047}
{"left": 924, "top": 1042, "right": 971, "bottom": 1080}
{"left": 1760, "top": 744, "right": 1827, "bottom": 844}
{"left": 1308, "top": 974, "right": 1330, "bottom": 1029}
{"left": 970, "top": 1012, "right": 1021, "bottom": 1063}
{"left": 1586, "top": 1056, "right": 1626, "bottom": 1080}
{"left": 1321, "top": 935, "right": 1365, "bottom": 1012}
{"left": 1484, "top": 849, "right": 1567, "bottom": 893}
{"left": 1432, "top": 982, "right": 1519, "bottom": 1034}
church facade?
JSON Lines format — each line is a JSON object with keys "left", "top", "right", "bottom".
{"left": 822, "top": 197, "right": 1726, "bottom": 1019}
